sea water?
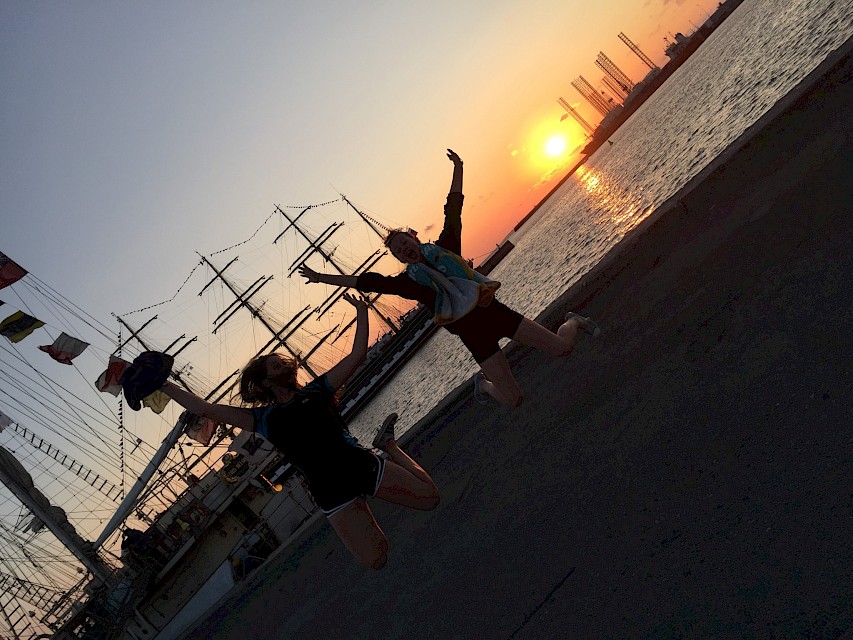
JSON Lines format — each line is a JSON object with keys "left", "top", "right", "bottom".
{"left": 348, "top": 0, "right": 853, "bottom": 443}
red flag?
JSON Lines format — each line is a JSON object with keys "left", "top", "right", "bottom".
{"left": 0, "top": 253, "right": 27, "bottom": 289}
{"left": 39, "top": 332, "right": 90, "bottom": 364}
{"left": 95, "top": 356, "right": 130, "bottom": 396}
{"left": 184, "top": 411, "right": 218, "bottom": 445}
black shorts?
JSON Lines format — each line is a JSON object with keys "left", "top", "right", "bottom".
{"left": 307, "top": 447, "right": 386, "bottom": 517}
{"left": 445, "top": 300, "right": 524, "bottom": 364}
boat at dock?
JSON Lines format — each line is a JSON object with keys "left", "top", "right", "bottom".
{"left": 0, "top": 196, "right": 513, "bottom": 639}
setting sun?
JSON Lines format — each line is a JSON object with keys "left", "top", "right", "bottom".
{"left": 545, "top": 135, "right": 567, "bottom": 157}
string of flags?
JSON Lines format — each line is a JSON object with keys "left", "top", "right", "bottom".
{"left": 0, "top": 251, "right": 177, "bottom": 420}
{"left": 0, "top": 309, "right": 46, "bottom": 344}
{"left": 0, "top": 251, "right": 27, "bottom": 289}
{"left": 38, "top": 332, "right": 91, "bottom": 364}
{"left": 2, "top": 252, "right": 229, "bottom": 445}
{"left": 0, "top": 303, "right": 90, "bottom": 363}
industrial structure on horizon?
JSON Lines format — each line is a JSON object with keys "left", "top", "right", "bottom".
{"left": 557, "top": 0, "right": 747, "bottom": 150}
{"left": 560, "top": 32, "right": 654, "bottom": 134}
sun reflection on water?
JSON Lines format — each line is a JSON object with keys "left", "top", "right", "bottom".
{"left": 575, "top": 165, "right": 654, "bottom": 232}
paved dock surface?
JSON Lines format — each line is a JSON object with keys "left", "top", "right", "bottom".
{"left": 182, "top": 43, "right": 852, "bottom": 640}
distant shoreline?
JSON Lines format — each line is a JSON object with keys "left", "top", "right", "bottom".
{"left": 407, "top": 34, "right": 853, "bottom": 448}
{"left": 509, "top": 0, "right": 747, "bottom": 238}
{"left": 510, "top": 155, "right": 588, "bottom": 234}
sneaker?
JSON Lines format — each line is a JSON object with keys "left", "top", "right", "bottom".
{"left": 473, "top": 372, "right": 492, "bottom": 405}
{"left": 372, "top": 413, "right": 398, "bottom": 450}
{"left": 565, "top": 312, "right": 601, "bottom": 337}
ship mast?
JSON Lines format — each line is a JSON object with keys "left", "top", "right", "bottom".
{"left": 197, "top": 253, "right": 320, "bottom": 377}
{"left": 0, "top": 448, "right": 111, "bottom": 584}
{"left": 92, "top": 416, "right": 187, "bottom": 549}
{"left": 276, "top": 203, "right": 402, "bottom": 333}
{"left": 94, "top": 197, "right": 404, "bottom": 551}
{"left": 0, "top": 571, "right": 68, "bottom": 621}
{"left": 340, "top": 195, "right": 390, "bottom": 241}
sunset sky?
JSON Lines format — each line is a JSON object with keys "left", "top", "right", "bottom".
{"left": 2, "top": 0, "right": 721, "bottom": 320}
{"left": 1, "top": 0, "right": 728, "bottom": 566}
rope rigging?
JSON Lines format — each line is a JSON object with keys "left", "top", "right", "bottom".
{"left": 0, "top": 191, "right": 415, "bottom": 629}
{"left": 3, "top": 422, "right": 123, "bottom": 503}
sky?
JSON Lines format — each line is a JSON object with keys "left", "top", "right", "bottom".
{"left": 1, "top": 0, "right": 721, "bottom": 323}
{"left": 1, "top": 1, "right": 726, "bottom": 599}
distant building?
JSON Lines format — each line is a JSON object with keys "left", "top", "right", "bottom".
{"left": 665, "top": 32, "right": 690, "bottom": 60}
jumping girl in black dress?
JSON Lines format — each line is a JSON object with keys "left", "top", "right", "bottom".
{"left": 299, "top": 150, "right": 599, "bottom": 409}
{"left": 156, "top": 293, "right": 439, "bottom": 570}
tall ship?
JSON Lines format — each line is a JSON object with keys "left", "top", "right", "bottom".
{"left": 0, "top": 195, "right": 510, "bottom": 639}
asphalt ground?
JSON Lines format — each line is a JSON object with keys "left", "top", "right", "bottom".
{"left": 181, "top": 41, "right": 852, "bottom": 640}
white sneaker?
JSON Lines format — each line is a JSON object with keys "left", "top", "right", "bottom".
{"left": 565, "top": 312, "right": 601, "bottom": 337}
{"left": 473, "top": 372, "right": 492, "bottom": 405}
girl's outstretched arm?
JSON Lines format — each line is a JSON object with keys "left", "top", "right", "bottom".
{"left": 437, "top": 149, "right": 465, "bottom": 254}
{"left": 160, "top": 382, "right": 254, "bottom": 431}
{"left": 299, "top": 264, "right": 358, "bottom": 288}
{"left": 447, "top": 148, "right": 463, "bottom": 194}
{"left": 325, "top": 293, "right": 369, "bottom": 390}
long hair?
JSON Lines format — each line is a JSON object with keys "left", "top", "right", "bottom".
{"left": 383, "top": 229, "right": 403, "bottom": 247}
{"left": 383, "top": 228, "right": 418, "bottom": 247}
{"left": 238, "top": 353, "right": 298, "bottom": 405}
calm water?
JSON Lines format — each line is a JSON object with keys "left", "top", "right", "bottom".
{"left": 349, "top": 0, "right": 853, "bottom": 443}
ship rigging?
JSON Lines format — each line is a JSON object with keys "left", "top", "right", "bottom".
{"left": 0, "top": 195, "right": 433, "bottom": 639}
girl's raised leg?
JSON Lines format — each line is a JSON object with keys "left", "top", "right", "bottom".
{"left": 477, "top": 350, "right": 524, "bottom": 408}
{"left": 374, "top": 444, "right": 440, "bottom": 510}
{"left": 511, "top": 317, "right": 581, "bottom": 357}
{"left": 327, "top": 499, "right": 389, "bottom": 570}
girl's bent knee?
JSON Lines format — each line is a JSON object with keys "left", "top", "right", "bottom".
{"left": 368, "top": 540, "right": 389, "bottom": 570}
{"left": 558, "top": 344, "right": 574, "bottom": 357}
{"left": 370, "top": 552, "right": 388, "bottom": 570}
{"left": 425, "top": 490, "right": 441, "bottom": 510}
{"left": 499, "top": 394, "right": 524, "bottom": 409}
